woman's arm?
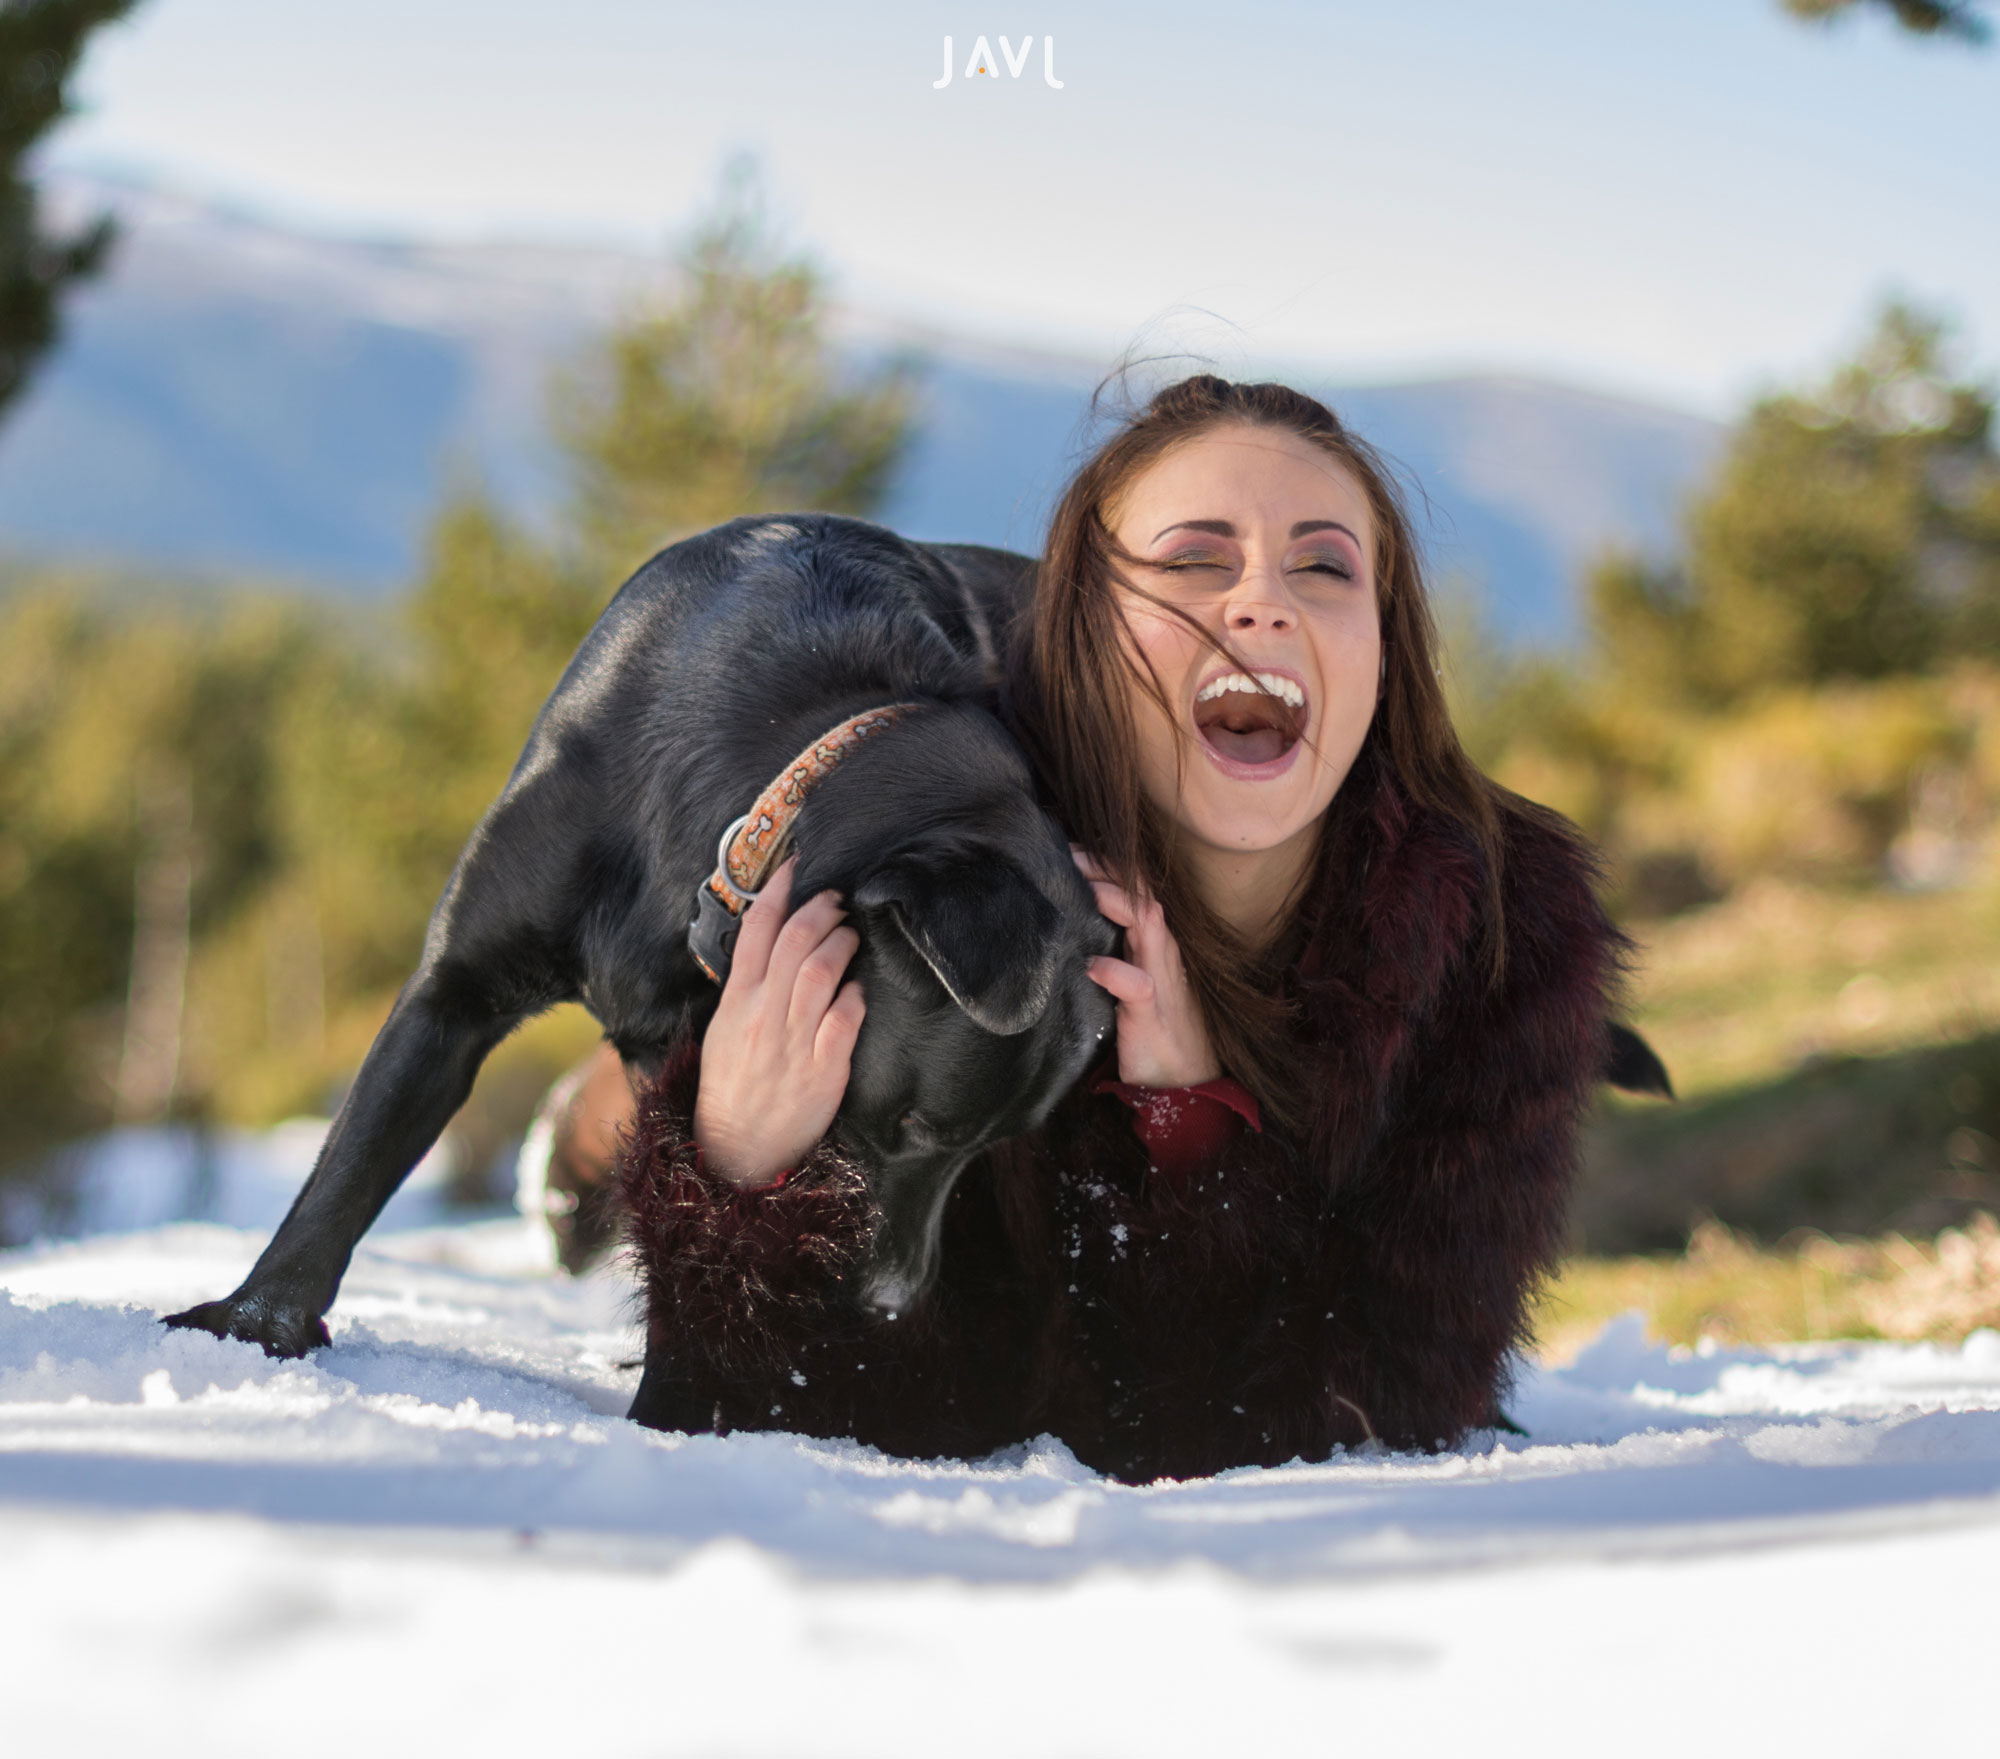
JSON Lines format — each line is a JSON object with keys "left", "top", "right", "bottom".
{"left": 619, "top": 858, "right": 880, "bottom": 1380}
{"left": 620, "top": 1040, "right": 878, "bottom": 1390}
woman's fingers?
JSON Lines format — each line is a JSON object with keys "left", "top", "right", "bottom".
{"left": 762, "top": 885, "right": 847, "bottom": 1000}
{"left": 1085, "top": 877, "right": 1138, "bottom": 928}
{"left": 729, "top": 858, "right": 795, "bottom": 988}
{"left": 1071, "top": 850, "right": 1166, "bottom": 936}
{"left": 814, "top": 979, "right": 867, "bottom": 1066}
{"left": 788, "top": 922, "right": 860, "bottom": 1032}
{"left": 1088, "top": 882, "right": 1174, "bottom": 978}
{"left": 1086, "top": 954, "right": 1156, "bottom": 1007}
{"left": 1080, "top": 879, "right": 1219, "bottom": 1087}
{"left": 1072, "top": 847, "right": 1142, "bottom": 908}
{"left": 1073, "top": 846, "right": 1137, "bottom": 916}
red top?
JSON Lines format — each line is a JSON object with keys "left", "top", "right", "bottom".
{"left": 1090, "top": 1072, "right": 1262, "bottom": 1179}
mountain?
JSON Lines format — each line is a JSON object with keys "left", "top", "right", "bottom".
{"left": 0, "top": 178, "right": 1722, "bottom": 642}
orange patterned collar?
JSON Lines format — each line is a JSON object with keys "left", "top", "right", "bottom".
{"left": 688, "top": 703, "right": 923, "bottom": 985}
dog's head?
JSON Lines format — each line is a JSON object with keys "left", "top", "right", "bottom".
{"left": 841, "top": 836, "right": 1114, "bottom": 1311}
{"left": 794, "top": 712, "right": 1115, "bottom": 1313}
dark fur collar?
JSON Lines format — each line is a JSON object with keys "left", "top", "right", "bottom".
{"left": 1286, "top": 756, "right": 1609, "bottom": 1184}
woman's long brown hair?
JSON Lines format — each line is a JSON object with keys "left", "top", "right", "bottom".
{"left": 1008, "top": 375, "right": 1505, "bottom": 1135}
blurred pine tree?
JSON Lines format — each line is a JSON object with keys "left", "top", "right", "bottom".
{"left": 553, "top": 161, "right": 917, "bottom": 580}
{"left": 0, "top": 0, "right": 138, "bottom": 420}
{"left": 1589, "top": 303, "right": 2000, "bottom": 709}
{"left": 1781, "top": 0, "right": 1990, "bottom": 41}
{"left": 0, "top": 589, "right": 320, "bottom": 1171}
{"left": 1453, "top": 307, "right": 2000, "bottom": 917}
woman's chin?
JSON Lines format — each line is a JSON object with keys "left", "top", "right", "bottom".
{"left": 1182, "top": 800, "right": 1321, "bottom": 861}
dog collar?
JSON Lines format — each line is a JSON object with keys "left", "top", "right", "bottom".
{"left": 688, "top": 703, "right": 923, "bottom": 986}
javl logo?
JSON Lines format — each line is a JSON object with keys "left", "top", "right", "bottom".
{"left": 934, "top": 35, "right": 1062, "bottom": 88}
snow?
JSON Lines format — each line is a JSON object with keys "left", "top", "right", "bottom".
{"left": 5, "top": 1136, "right": 1999, "bottom": 1754}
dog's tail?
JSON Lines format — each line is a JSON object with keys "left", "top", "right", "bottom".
{"left": 1603, "top": 1022, "right": 1673, "bottom": 1099}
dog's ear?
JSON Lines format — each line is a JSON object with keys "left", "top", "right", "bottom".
{"left": 854, "top": 852, "right": 1063, "bottom": 1035}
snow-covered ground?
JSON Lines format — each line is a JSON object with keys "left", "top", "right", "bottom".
{"left": 5, "top": 1132, "right": 1999, "bottom": 1755}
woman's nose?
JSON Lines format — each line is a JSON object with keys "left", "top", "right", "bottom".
{"left": 1224, "top": 570, "right": 1296, "bottom": 632}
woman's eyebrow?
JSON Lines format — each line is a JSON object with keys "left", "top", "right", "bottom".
{"left": 1149, "top": 518, "right": 1360, "bottom": 544}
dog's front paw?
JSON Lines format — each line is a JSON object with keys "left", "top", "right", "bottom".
{"left": 162, "top": 1291, "right": 332, "bottom": 1359}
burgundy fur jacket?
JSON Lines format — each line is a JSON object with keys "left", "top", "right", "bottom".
{"left": 617, "top": 768, "right": 1624, "bottom": 1483}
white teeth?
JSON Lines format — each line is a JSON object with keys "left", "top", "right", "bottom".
{"left": 1195, "top": 671, "right": 1305, "bottom": 710}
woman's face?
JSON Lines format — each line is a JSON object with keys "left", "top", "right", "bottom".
{"left": 1105, "top": 422, "right": 1382, "bottom": 865}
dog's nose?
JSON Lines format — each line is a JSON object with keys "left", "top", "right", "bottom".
{"left": 860, "top": 1266, "right": 920, "bottom": 1317}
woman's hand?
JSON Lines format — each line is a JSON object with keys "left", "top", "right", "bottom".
{"left": 1072, "top": 848, "right": 1221, "bottom": 1089}
{"left": 693, "top": 859, "right": 866, "bottom": 1188}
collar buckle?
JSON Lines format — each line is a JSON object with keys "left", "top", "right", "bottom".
{"left": 687, "top": 703, "right": 923, "bottom": 987}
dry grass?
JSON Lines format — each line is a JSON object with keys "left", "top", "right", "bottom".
{"left": 1625, "top": 876, "right": 2000, "bottom": 1102}
{"left": 1532, "top": 1215, "right": 2000, "bottom": 1364}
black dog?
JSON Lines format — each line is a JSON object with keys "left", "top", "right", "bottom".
{"left": 166, "top": 514, "right": 1117, "bottom": 1356}
{"left": 164, "top": 511, "right": 1671, "bottom": 1361}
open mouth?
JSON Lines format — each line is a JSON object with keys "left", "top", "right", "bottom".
{"left": 1192, "top": 669, "right": 1308, "bottom": 768}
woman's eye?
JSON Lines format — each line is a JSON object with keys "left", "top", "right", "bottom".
{"left": 1293, "top": 558, "right": 1354, "bottom": 581}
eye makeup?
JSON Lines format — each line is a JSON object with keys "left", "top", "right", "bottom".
{"left": 1289, "top": 550, "right": 1355, "bottom": 581}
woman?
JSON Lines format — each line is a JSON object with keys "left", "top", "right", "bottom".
{"left": 603, "top": 375, "right": 1624, "bottom": 1481}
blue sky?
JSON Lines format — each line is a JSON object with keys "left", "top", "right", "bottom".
{"left": 48, "top": 0, "right": 2000, "bottom": 416}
